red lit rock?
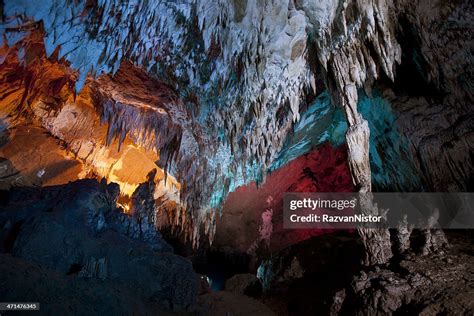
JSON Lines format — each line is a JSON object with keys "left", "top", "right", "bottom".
{"left": 215, "top": 143, "right": 354, "bottom": 254}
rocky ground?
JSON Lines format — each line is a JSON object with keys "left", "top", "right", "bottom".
{"left": 257, "top": 230, "right": 474, "bottom": 316}
{"left": 334, "top": 231, "right": 474, "bottom": 315}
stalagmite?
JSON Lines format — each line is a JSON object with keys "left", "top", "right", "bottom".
{"left": 337, "top": 82, "right": 393, "bottom": 265}
{"left": 421, "top": 209, "right": 449, "bottom": 255}
{"left": 346, "top": 118, "right": 393, "bottom": 265}
{"left": 395, "top": 215, "right": 413, "bottom": 254}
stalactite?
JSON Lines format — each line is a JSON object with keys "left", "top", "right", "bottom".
{"left": 3, "top": 0, "right": 470, "bottom": 252}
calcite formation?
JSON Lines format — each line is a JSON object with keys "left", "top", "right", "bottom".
{"left": 1, "top": 1, "right": 473, "bottom": 314}
{"left": 1, "top": 0, "right": 473, "bottom": 254}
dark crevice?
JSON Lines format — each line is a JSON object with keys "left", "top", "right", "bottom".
{"left": 66, "top": 263, "right": 83, "bottom": 275}
{"left": 0, "top": 189, "right": 9, "bottom": 205}
{"left": 393, "top": 302, "right": 425, "bottom": 315}
{"left": 192, "top": 248, "right": 252, "bottom": 291}
{"left": 4, "top": 220, "right": 23, "bottom": 252}
{"left": 408, "top": 229, "right": 428, "bottom": 255}
{"left": 391, "top": 16, "right": 445, "bottom": 100}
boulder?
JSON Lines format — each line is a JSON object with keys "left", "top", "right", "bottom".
{"left": 225, "top": 273, "right": 262, "bottom": 298}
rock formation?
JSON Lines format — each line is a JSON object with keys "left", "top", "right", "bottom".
{"left": 2, "top": 0, "right": 472, "bottom": 245}
{"left": 330, "top": 233, "right": 474, "bottom": 315}
{"left": 0, "top": 179, "right": 197, "bottom": 312}
{"left": 0, "top": 0, "right": 473, "bottom": 314}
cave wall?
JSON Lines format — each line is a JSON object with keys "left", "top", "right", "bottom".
{"left": 216, "top": 143, "right": 354, "bottom": 255}
{"left": 0, "top": 34, "right": 187, "bottom": 234}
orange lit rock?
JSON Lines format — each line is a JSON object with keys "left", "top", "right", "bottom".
{"left": 0, "top": 31, "right": 186, "bottom": 237}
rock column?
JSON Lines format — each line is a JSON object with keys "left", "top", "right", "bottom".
{"left": 331, "top": 58, "right": 393, "bottom": 266}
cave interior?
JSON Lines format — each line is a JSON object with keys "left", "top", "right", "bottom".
{"left": 0, "top": 0, "right": 473, "bottom": 315}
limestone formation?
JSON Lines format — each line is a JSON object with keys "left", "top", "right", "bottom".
{"left": 1, "top": 0, "right": 472, "bottom": 267}
{"left": 395, "top": 214, "right": 413, "bottom": 254}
